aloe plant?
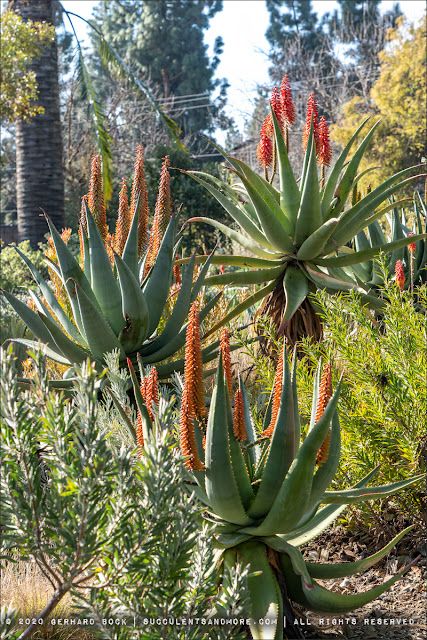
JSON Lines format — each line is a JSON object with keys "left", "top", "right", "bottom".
{"left": 3, "top": 153, "right": 222, "bottom": 381}
{"left": 167, "top": 339, "right": 423, "bottom": 639}
{"left": 355, "top": 192, "right": 427, "bottom": 291}
{"left": 182, "top": 81, "right": 426, "bottom": 346}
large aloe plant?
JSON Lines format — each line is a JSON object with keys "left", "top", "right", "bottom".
{"left": 182, "top": 82, "right": 426, "bottom": 346}
{"left": 174, "top": 343, "right": 420, "bottom": 638}
{"left": 3, "top": 153, "right": 222, "bottom": 380}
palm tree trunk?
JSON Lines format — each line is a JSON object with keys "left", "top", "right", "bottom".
{"left": 10, "top": 0, "right": 64, "bottom": 246}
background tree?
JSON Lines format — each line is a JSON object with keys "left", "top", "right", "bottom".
{"left": 8, "top": 0, "right": 65, "bottom": 246}
{"left": 331, "top": 19, "right": 426, "bottom": 187}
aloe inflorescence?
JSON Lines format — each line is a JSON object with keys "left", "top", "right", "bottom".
{"left": 181, "top": 76, "right": 426, "bottom": 348}
{"left": 177, "top": 334, "right": 423, "bottom": 639}
{"left": 4, "top": 149, "right": 222, "bottom": 380}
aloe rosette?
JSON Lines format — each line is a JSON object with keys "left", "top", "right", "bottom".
{"left": 175, "top": 344, "right": 423, "bottom": 639}
{"left": 3, "top": 154, "right": 222, "bottom": 380}
{"left": 182, "top": 83, "right": 426, "bottom": 345}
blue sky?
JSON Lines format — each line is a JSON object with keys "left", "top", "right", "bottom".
{"left": 62, "top": 0, "right": 426, "bottom": 138}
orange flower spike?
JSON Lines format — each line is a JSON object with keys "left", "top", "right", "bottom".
{"left": 220, "top": 328, "right": 233, "bottom": 395}
{"left": 395, "top": 260, "right": 405, "bottom": 291}
{"left": 317, "top": 116, "right": 332, "bottom": 167}
{"left": 130, "top": 145, "right": 150, "bottom": 255}
{"left": 114, "top": 177, "right": 130, "bottom": 255}
{"left": 179, "top": 394, "right": 204, "bottom": 471}
{"left": 280, "top": 74, "right": 296, "bottom": 126}
{"left": 314, "top": 363, "right": 333, "bottom": 424}
{"left": 144, "top": 367, "right": 159, "bottom": 420}
{"left": 184, "top": 302, "right": 206, "bottom": 420}
{"left": 173, "top": 263, "right": 182, "bottom": 285}
{"left": 135, "top": 412, "right": 144, "bottom": 458}
{"left": 145, "top": 156, "right": 172, "bottom": 272}
{"left": 315, "top": 363, "right": 333, "bottom": 465}
{"left": 303, "top": 93, "right": 319, "bottom": 151}
{"left": 88, "top": 155, "right": 108, "bottom": 241}
{"left": 262, "top": 349, "right": 284, "bottom": 438}
{"left": 233, "top": 388, "right": 247, "bottom": 442}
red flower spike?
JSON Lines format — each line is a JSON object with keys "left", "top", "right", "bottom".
{"left": 408, "top": 233, "right": 416, "bottom": 254}
{"left": 145, "top": 156, "right": 172, "bottom": 274}
{"left": 270, "top": 86, "right": 283, "bottom": 127}
{"left": 233, "top": 388, "right": 247, "bottom": 442}
{"left": 257, "top": 134, "right": 273, "bottom": 168}
{"left": 184, "top": 302, "right": 206, "bottom": 420}
{"left": 261, "top": 114, "right": 273, "bottom": 139}
{"left": 303, "top": 93, "right": 319, "bottom": 151}
{"left": 395, "top": 260, "right": 405, "bottom": 290}
{"left": 173, "top": 263, "right": 182, "bottom": 285}
{"left": 135, "top": 412, "right": 144, "bottom": 457}
{"left": 317, "top": 116, "right": 332, "bottom": 167}
{"left": 280, "top": 74, "right": 296, "bottom": 126}
{"left": 262, "top": 349, "right": 284, "bottom": 438}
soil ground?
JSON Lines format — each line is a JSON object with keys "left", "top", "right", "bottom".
{"left": 295, "top": 525, "right": 426, "bottom": 640}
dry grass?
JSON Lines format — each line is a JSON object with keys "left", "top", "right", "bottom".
{"left": 1, "top": 561, "right": 94, "bottom": 639}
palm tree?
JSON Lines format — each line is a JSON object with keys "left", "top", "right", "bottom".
{"left": 10, "top": 0, "right": 65, "bottom": 246}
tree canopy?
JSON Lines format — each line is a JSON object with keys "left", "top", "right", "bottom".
{"left": 0, "top": 9, "right": 55, "bottom": 122}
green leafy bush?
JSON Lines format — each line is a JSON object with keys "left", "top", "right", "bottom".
{"left": 0, "top": 349, "right": 248, "bottom": 640}
{"left": 0, "top": 240, "right": 47, "bottom": 291}
{"left": 297, "top": 281, "right": 427, "bottom": 527}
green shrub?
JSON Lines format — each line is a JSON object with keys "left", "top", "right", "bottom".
{"left": 0, "top": 240, "right": 47, "bottom": 291}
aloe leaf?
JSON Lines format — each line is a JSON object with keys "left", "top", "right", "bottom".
{"left": 308, "top": 359, "right": 322, "bottom": 432}
{"left": 225, "top": 383, "right": 255, "bottom": 508}
{"left": 176, "top": 254, "right": 281, "bottom": 269}
{"left": 38, "top": 313, "right": 89, "bottom": 364}
{"left": 184, "top": 171, "right": 271, "bottom": 249}
{"left": 142, "top": 215, "right": 176, "bottom": 337}
{"left": 140, "top": 256, "right": 195, "bottom": 357}
{"left": 322, "top": 117, "right": 371, "bottom": 217}
{"left": 271, "top": 108, "right": 300, "bottom": 228}
{"left": 285, "top": 467, "right": 381, "bottom": 547}
{"left": 282, "top": 266, "right": 309, "bottom": 321}
{"left": 81, "top": 228, "right": 91, "bottom": 285}
{"left": 328, "top": 121, "right": 381, "bottom": 220}
{"left": 331, "top": 168, "right": 424, "bottom": 246}
{"left": 280, "top": 547, "right": 413, "bottom": 613}
{"left": 205, "top": 359, "right": 253, "bottom": 526}
{"left": 72, "top": 282, "right": 125, "bottom": 363}
{"left": 85, "top": 203, "right": 125, "bottom": 334}
{"left": 316, "top": 234, "right": 427, "bottom": 267}
{"left": 122, "top": 193, "right": 140, "bottom": 278}
{"left": 237, "top": 541, "right": 282, "bottom": 640}
{"left": 296, "top": 218, "right": 339, "bottom": 261}
{"left": 187, "top": 216, "right": 279, "bottom": 259}
{"left": 204, "top": 281, "right": 276, "bottom": 340}
{"left": 239, "top": 377, "right": 260, "bottom": 468}
{"left": 14, "top": 247, "right": 83, "bottom": 344}
{"left": 2, "top": 290, "right": 60, "bottom": 350}
{"left": 9, "top": 339, "right": 70, "bottom": 365}
{"left": 295, "top": 131, "right": 322, "bottom": 245}
{"left": 248, "top": 346, "right": 297, "bottom": 519}
{"left": 204, "top": 265, "right": 283, "bottom": 286}
{"left": 323, "top": 474, "right": 425, "bottom": 504}
{"left": 305, "top": 265, "right": 365, "bottom": 293}
{"left": 243, "top": 385, "right": 341, "bottom": 536}
{"left": 306, "top": 525, "right": 414, "bottom": 579}
{"left": 226, "top": 160, "right": 294, "bottom": 251}
{"left": 115, "top": 253, "right": 150, "bottom": 352}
